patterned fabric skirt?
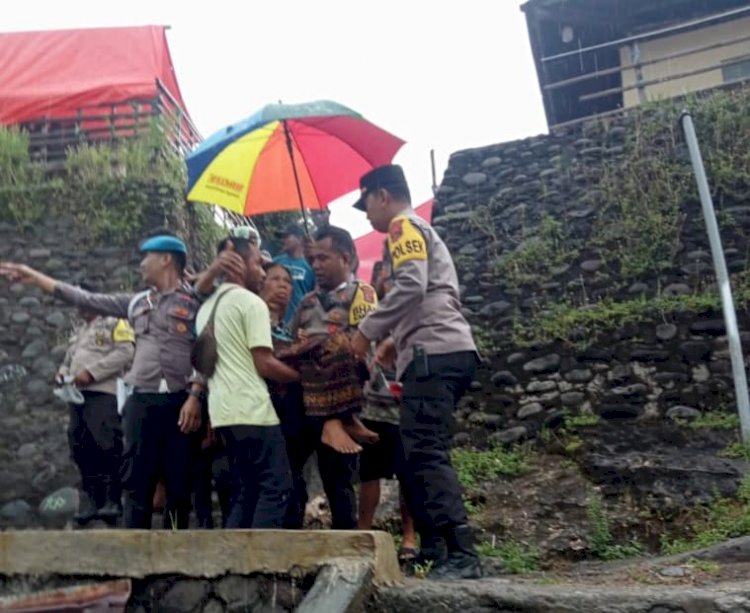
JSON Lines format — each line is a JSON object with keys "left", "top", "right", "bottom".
{"left": 276, "top": 332, "right": 365, "bottom": 419}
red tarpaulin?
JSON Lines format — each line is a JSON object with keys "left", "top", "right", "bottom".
{"left": 0, "top": 25, "right": 190, "bottom": 125}
{"left": 355, "top": 199, "right": 434, "bottom": 283}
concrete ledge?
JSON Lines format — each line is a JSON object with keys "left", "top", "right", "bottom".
{"left": 376, "top": 577, "right": 750, "bottom": 613}
{"left": 0, "top": 530, "right": 401, "bottom": 586}
{"left": 297, "top": 559, "right": 372, "bottom": 613}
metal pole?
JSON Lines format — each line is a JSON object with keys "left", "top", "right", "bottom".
{"left": 430, "top": 149, "right": 438, "bottom": 196}
{"left": 680, "top": 111, "right": 750, "bottom": 442}
{"left": 282, "top": 119, "right": 310, "bottom": 234}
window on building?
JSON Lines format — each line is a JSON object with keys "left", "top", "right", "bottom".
{"left": 722, "top": 55, "right": 750, "bottom": 84}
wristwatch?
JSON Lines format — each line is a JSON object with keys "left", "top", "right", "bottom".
{"left": 188, "top": 388, "right": 205, "bottom": 401}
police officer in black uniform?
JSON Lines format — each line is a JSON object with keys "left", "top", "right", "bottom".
{"left": 351, "top": 165, "right": 482, "bottom": 580}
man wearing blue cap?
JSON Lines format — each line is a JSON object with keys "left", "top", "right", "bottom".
{"left": 0, "top": 231, "right": 205, "bottom": 529}
{"left": 349, "top": 164, "right": 482, "bottom": 580}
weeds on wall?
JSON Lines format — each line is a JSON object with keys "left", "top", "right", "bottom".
{"left": 591, "top": 90, "right": 750, "bottom": 280}
{"left": 469, "top": 88, "right": 750, "bottom": 352}
{"left": 0, "top": 127, "right": 59, "bottom": 227}
{"left": 512, "top": 271, "right": 750, "bottom": 349}
{"left": 0, "top": 120, "right": 210, "bottom": 247}
{"left": 492, "top": 213, "right": 579, "bottom": 288}
{"left": 64, "top": 120, "right": 186, "bottom": 243}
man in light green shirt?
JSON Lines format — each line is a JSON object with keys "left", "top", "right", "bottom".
{"left": 198, "top": 287, "right": 279, "bottom": 428}
{"left": 196, "top": 237, "right": 299, "bottom": 528}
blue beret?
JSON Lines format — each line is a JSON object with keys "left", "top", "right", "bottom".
{"left": 139, "top": 235, "right": 187, "bottom": 255}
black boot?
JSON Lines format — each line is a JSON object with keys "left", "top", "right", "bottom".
{"left": 98, "top": 478, "right": 122, "bottom": 526}
{"left": 404, "top": 533, "right": 447, "bottom": 576}
{"left": 74, "top": 478, "right": 100, "bottom": 525}
{"left": 122, "top": 498, "right": 152, "bottom": 529}
{"left": 427, "top": 525, "right": 483, "bottom": 581}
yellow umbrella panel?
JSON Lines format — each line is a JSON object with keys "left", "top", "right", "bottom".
{"left": 187, "top": 120, "right": 320, "bottom": 216}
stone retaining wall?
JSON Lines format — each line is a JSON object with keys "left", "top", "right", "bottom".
{"left": 0, "top": 187, "right": 210, "bottom": 523}
{"left": 432, "top": 90, "right": 750, "bottom": 445}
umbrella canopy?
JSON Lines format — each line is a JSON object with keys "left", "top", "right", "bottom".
{"left": 186, "top": 100, "right": 405, "bottom": 217}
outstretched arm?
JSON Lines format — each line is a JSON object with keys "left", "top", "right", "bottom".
{"left": 0, "top": 262, "right": 57, "bottom": 293}
{"left": 0, "top": 262, "right": 132, "bottom": 317}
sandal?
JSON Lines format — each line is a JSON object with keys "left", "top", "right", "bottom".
{"left": 397, "top": 546, "right": 418, "bottom": 564}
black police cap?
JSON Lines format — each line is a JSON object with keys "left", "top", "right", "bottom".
{"left": 352, "top": 164, "right": 410, "bottom": 212}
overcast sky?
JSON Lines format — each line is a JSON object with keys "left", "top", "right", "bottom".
{"left": 5, "top": 0, "right": 548, "bottom": 237}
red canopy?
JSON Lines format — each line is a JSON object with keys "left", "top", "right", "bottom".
{"left": 355, "top": 199, "right": 434, "bottom": 283}
{"left": 0, "top": 26, "right": 190, "bottom": 125}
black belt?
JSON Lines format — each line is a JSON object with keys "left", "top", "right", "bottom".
{"left": 132, "top": 387, "right": 186, "bottom": 395}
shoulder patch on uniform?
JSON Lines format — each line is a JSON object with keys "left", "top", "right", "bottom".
{"left": 112, "top": 319, "right": 135, "bottom": 343}
{"left": 387, "top": 215, "right": 427, "bottom": 269}
{"left": 349, "top": 283, "right": 378, "bottom": 327}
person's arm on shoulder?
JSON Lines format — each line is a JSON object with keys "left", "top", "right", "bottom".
{"left": 192, "top": 241, "right": 246, "bottom": 299}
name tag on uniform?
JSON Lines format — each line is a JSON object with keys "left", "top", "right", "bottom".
{"left": 158, "top": 378, "right": 169, "bottom": 393}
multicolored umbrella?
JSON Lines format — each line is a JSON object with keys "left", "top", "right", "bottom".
{"left": 186, "top": 100, "right": 405, "bottom": 218}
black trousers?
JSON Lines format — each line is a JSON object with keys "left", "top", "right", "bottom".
{"left": 121, "top": 391, "right": 198, "bottom": 529}
{"left": 218, "top": 424, "right": 292, "bottom": 529}
{"left": 400, "top": 351, "right": 477, "bottom": 541}
{"left": 192, "top": 442, "right": 232, "bottom": 529}
{"left": 67, "top": 391, "right": 123, "bottom": 507}
{"left": 283, "top": 419, "right": 359, "bottom": 530}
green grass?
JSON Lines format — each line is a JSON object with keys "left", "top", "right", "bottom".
{"left": 719, "top": 441, "right": 750, "bottom": 461}
{"left": 411, "top": 560, "right": 433, "bottom": 580}
{"left": 451, "top": 445, "right": 530, "bottom": 489}
{"left": 586, "top": 494, "right": 644, "bottom": 560}
{"left": 661, "top": 476, "right": 750, "bottom": 554}
{"left": 686, "top": 411, "right": 740, "bottom": 430}
{"left": 564, "top": 413, "right": 600, "bottom": 429}
{"left": 464, "top": 497, "right": 484, "bottom": 515}
{"left": 477, "top": 539, "right": 541, "bottom": 574}
{"left": 685, "top": 558, "right": 721, "bottom": 573}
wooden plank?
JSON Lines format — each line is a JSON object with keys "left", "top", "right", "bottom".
{"left": 0, "top": 579, "right": 131, "bottom": 613}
